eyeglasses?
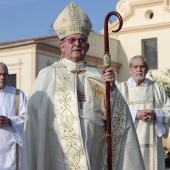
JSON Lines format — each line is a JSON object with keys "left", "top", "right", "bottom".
{"left": 0, "top": 73, "right": 8, "bottom": 77}
{"left": 62, "top": 37, "right": 87, "bottom": 44}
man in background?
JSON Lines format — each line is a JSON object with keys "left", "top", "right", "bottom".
{"left": 0, "top": 62, "right": 27, "bottom": 170}
{"left": 118, "top": 55, "right": 170, "bottom": 170}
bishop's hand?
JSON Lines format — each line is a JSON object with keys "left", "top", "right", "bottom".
{"left": 102, "top": 68, "right": 115, "bottom": 91}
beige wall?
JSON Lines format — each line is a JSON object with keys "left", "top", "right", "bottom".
{"left": 0, "top": 44, "right": 37, "bottom": 97}
{"left": 87, "top": 32, "right": 121, "bottom": 79}
{"left": 88, "top": 32, "right": 120, "bottom": 63}
{"left": 110, "top": 27, "right": 170, "bottom": 81}
{"left": 0, "top": 33, "right": 121, "bottom": 97}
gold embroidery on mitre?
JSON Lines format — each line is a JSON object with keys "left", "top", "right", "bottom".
{"left": 61, "top": 18, "right": 67, "bottom": 24}
{"left": 53, "top": 2, "right": 92, "bottom": 40}
{"left": 69, "top": 4, "right": 81, "bottom": 26}
{"left": 58, "top": 76, "right": 81, "bottom": 169}
{"left": 92, "top": 83, "right": 105, "bottom": 102}
{"left": 112, "top": 94, "right": 124, "bottom": 162}
{"left": 84, "top": 19, "right": 88, "bottom": 23}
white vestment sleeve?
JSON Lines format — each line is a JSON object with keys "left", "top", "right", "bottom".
{"left": 129, "top": 108, "right": 139, "bottom": 127}
{"left": 10, "top": 90, "right": 27, "bottom": 147}
{"left": 110, "top": 88, "right": 116, "bottom": 97}
{"left": 154, "top": 108, "right": 166, "bottom": 137}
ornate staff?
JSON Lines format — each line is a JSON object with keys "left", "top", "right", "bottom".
{"left": 103, "top": 11, "right": 123, "bottom": 170}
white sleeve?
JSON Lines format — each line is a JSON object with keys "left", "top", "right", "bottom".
{"left": 129, "top": 108, "right": 139, "bottom": 127}
{"left": 110, "top": 88, "right": 116, "bottom": 97}
{"left": 154, "top": 108, "right": 166, "bottom": 137}
{"left": 10, "top": 90, "right": 27, "bottom": 147}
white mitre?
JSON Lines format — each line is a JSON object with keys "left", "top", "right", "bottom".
{"left": 53, "top": 2, "right": 92, "bottom": 40}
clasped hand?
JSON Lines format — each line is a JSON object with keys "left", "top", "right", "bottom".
{"left": 136, "top": 109, "right": 156, "bottom": 122}
{"left": 0, "top": 116, "right": 10, "bottom": 126}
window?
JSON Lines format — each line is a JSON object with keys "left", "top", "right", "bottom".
{"left": 7, "top": 74, "right": 16, "bottom": 87}
{"left": 142, "top": 38, "right": 158, "bottom": 69}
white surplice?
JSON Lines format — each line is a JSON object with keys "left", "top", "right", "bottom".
{"left": 118, "top": 77, "right": 170, "bottom": 170}
{"left": 23, "top": 58, "right": 145, "bottom": 170}
{"left": 0, "top": 85, "right": 27, "bottom": 170}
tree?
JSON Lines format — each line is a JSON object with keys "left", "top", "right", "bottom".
{"left": 149, "top": 69, "right": 170, "bottom": 98}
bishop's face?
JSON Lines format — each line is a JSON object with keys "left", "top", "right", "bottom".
{"left": 129, "top": 58, "right": 149, "bottom": 85}
{"left": 0, "top": 65, "right": 8, "bottom": 90}
{"left": 60, "top": 33, "right": 89, "bottom": 62}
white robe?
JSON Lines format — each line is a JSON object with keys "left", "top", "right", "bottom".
{"left": 118, "top": 77, "right": 170, "bottom": 170}
{"left": 23, "top": 58, "right": 145, "bottom": 170}
{"left": 0, "top": 85, "right": 27, "bottom": 170}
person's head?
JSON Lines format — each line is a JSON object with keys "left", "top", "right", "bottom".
{"left": 0, "top": 62, "right": 8, "bottom": 89}
{"left": 129, "top": 55, "right": 149, "bottom": 85}
{"left": 53, "top": 2, "right": 92, "bottom": 62}
{"left": 59, "top": 33, "right": 89, "bottom": 62}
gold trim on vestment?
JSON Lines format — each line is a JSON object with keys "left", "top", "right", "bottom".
{"left": 91, "top": 83, "right": 105, "bottom": 103}
{"left": 55, "top": 72, "right": 88, "bottom": 169}
{"left": 59, "top": 77, "right": 81, "bottom": 168}
{"left": 128, "top": 100, "right": 153, "bottom": 105}
{"left": 112, "top": 92, "right": 124, "bottom": 164}
{"left": 71, "top": 70, "right": 86, "bottom": 74}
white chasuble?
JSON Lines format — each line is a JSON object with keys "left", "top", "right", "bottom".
{"left": 23, "top": 60, "right": 145, "bottom": 170}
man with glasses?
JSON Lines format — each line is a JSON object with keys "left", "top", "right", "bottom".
{"left": 0, "top": 62, "right": 27, "bottom": 170}
{"left": 23, "top": 2, "right": 144, "bottom": 170}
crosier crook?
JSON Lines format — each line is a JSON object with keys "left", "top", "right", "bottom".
{"left": 104, "top": 11, "right": 123, "bottom": 170}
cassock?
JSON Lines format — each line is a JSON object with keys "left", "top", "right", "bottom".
{"left": 23, "top": 58, "right": 145, "bottom": 170}
{"left": 118, "top": 77, "right": 170, "bottom": 170}
{"left": 0, "top": 85, "right": 27, "bottom": 170}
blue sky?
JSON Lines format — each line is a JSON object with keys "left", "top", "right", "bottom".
{"left": 0, "top": 0, "right": 119, "bottom": 42}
